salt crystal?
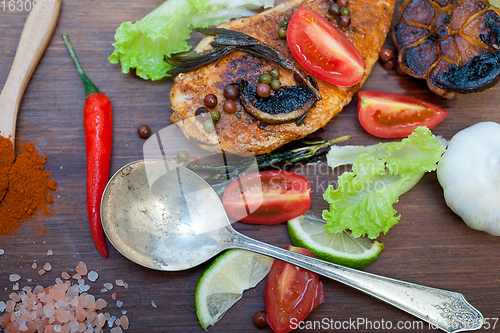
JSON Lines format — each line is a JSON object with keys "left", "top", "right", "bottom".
{"left": 26, "top": 279, "right": 32, "bottom": 282}
{"left": 47, "top": 249, "right": 54, "bottom": 256}
{"left": 75, "top": 262, "right": 88, "bottom": 276}
{"left": 19, "top": 323, "right": 28, "bottom": 331}
{"left": 151, "top": 301, "right": 157, "bottom": 308}
{"left": 43, "top": 305, "right": 56, "bottom": 318}
{"left": 61, "top": 272, "right": 71, "bottom": 280}
{"left": 100, "top": 288, "right": 108, "bottom": 293}
{"left": 44, "top": 263, "right": 52, "bottom": 271}
{"left": 104, "top": 312, "right": 110, "bottom": 320}
{"left": 32, "top": 262, "right": 37, "bottom": 270}
{"left": 121, "top": 310, "right": 127, "bottom": 315}
{"left": 21, "top": 286, "right": 31, "bottom": 293}
{"left": 85, "top": 295, "right": 95, "bottom": 304}
{"left": 78, "top": 285, "right": 90, "bottom": 293}
{"left": 95, "top": 299, "right": 107, "bottom": 310}
{"left": 0, "top": 249, "right": 4, "bottom": 255}
{"left": 115, "top": 279, "right": 124, "bottom": 287}
{"left": 115, "top": 318, "right": 121, "bottom": 326}
{"left": 69, "top": 320, "right": 79, "bottom": 333}
{"left": 54, "top": 324, "right": 62, "bottom": 332}
{"left": 110, "top": 327, "right": 122, "bottom": 333}
{"left": 55, "top": 278, "right": 63, "bottom": 285}
{"left": 88, "top": 271, "right": 98, "bottom": 282}
{"left": 111, "top": 293, "right": 117, "bottom": 300}
{"left": 108, "top": 316, "right": 116, "bottom": 327}
{"left": 12, "top": 283, "right": 19, "bottom": 291}
{"left": 72, "top": 273, "right": 81, "bottom": 280}
{"left": 9, "top": 274, "right": 21, "bottom": 282}
{"left": 9, "top": 292, "right": 20, "bottom": 302}
{"left": 103, "top": 283, "right": 113, "bottom": 290}
{"left": 116, "top": 301, "right": 123, "bottom": 308}
{"left": 0, "top": 301, "right": 6, "bottom": 312}
{"left": 38, "top": 269, "right": 46, "bottom": 276}
{"left": 96, "top": 313, "right": 105, "bottom": 327}
{"left": 123, "top": 283, "right": 128, "bottom": 289}
{"left": 94, "top": 327, "right": 103, "bottom": 333}
{"left": 78, "top": 279, "right": 85, "bottom": 285}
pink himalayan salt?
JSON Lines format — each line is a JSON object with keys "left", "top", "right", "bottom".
{"left": 95, "top": 298, "right": 107, "bottom": 310}
{"left": 47, "top": 249, "right": 54, "bottom": 256}
{"left": 103, "top": 283, "right": 113, "bottom": 290}
{"left": 75, "top": 262, "right": 87, "bottom": 276}
{"left": 96, "top": 313, "right": 106, "bottom": 327}
{"left": 38, "top": 269, "right": 46, "bottom": 276}
{"left": 115, "top": 279, "right": 124, "bottom": 287}
{"left": 61, "top": 272, "right": 71, "bottom": 280}
{"left": 8, "top": 293, "right": 20, "bottom": 303}
{"left": 44, "top": 263, "right": 52, "bottom": 271}
{"left": 32, "top": 262, "right": 37, "bottom": 270}
{"left": 111, "top": 293, "right": 117, "bottom": 300}
{"left": 72, "top": 273, "right": 81, "bottom": 280}
{"left": 110, "top": 327, "right": 123, "bottom": 333}
{"left": 55, "top": 308, "right": 73, "bottom": 323}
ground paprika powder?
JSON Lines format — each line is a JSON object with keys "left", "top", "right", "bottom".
{"left": 0, "top": 135, "right": 56, "bottom": 236}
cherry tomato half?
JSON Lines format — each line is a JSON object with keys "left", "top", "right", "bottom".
{"left": 287, "top": 7, "right": 366, "bottom": 87}
{"left": 358, "top": 90, "right": 447, "bottom": 138}
{"left": 222, "top": 170, "right": 311, "bottom": 225}
{"left": 265, "top": 246, "right": 325, "bottom": 333}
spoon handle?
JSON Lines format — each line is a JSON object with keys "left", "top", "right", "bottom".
{"left": 230, "top": 232, "right": 483, "bottom": 333}
{"left": 0, "top": 1, "right": 61, "bottom": 142}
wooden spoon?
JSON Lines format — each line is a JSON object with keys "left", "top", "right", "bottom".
{"left": 0, "top": 1, "right": 61, "bottom": 201}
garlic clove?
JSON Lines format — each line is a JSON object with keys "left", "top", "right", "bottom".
{"left": 437, "top": 122, "right": 500, "bottom": 235}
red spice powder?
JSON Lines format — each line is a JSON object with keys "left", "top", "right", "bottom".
{"left": 0, "top": 136, "right": 56, "bottom": 236}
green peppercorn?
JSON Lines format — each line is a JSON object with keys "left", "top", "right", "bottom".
{"left": 203, "top": 119, "right": 215, "bottom": 132}
{"left": 177, "top": 150, "right": 189, "bottom": 162}
{"left": 340, "top": 7, "right": 350, "bottom": 15}
{"left": 211, "top": 110, "right": 221, "bottom": 122}
{"left": 270, "top": 68, "right": 280, "bottom": 79}
{"left": 270, "top": 79, "right": 281, "bottom": 90}
{"left": 280, "top": 19, "right": 289, "bottom": 28}
{"left": 278, "top": 27, "right": 287, "bottom": 39}
{"left": 259, "top": 73, "right": 272, "bottom": 84}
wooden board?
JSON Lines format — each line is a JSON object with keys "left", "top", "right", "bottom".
{"left": 1, "top": 0, "right": 500, "bottom": 332}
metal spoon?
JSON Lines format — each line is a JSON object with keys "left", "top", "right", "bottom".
{"left": 101, "top": 159, "right": 483, "bottom": 333}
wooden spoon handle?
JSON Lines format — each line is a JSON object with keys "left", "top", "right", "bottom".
{"left": 0, "top": 0, "right": 62, "bottom": 143}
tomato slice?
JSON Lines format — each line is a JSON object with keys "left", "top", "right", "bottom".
{"left": 222, "top": 170, "right": 311, "bottom": 225}
{"left": 265, "top": 246, "right": 325, "bottom": 333}
{"left": 358, "top": 90, "right": 447, "bottom": 138}
{"left": 287, "top": 7, "right": 366, "bottom": 87}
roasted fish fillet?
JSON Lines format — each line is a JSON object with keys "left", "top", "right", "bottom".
{"left": 170, "top": 0, "right": 396, "bottom": 155}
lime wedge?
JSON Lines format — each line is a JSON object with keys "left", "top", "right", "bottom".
{"left": 287, "top": 214, "right": 384, "bottom": 269}
{"left": 195, "top": 249, "right": 273, "bottom": 330}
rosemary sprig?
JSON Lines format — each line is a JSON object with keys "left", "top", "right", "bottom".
{"left": 185, "top": 135, "right": 352, "bottom": 196}
{"left": 165, "top": 27, "right": 322, "bottom": 101}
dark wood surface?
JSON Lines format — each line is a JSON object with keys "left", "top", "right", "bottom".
{"left": 1, "top": 0, "right": 500, "bottom": 332}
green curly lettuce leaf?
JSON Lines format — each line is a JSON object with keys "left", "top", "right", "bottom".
{"left": 322, "top": 127, "right": 446, "bottom": 239}
{"left": 109, "top": 0, "right": 274, "bottom": 81}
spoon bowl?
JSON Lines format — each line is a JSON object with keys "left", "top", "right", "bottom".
{"left": 101, "top": 159, "right": 483, "bottom": 333}
{"left": 101, "top": 159, "right": 231, "bottom": 270}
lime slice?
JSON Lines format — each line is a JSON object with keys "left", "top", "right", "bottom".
{"left": 195, "top": 249, "right": 273, "bottom": 330}
{"left": 287, "top": 214, "right": 384, "bottom": 269}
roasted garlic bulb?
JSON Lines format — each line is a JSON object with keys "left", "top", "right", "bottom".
{"left": 393, "top": 0, "right": 500, "bottom": 98}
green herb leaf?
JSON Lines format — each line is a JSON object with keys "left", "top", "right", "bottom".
{"left": 322, "top": 127, "right": 446, "bottom": 239}
{"left": 108, "top": 0, "right": 274, "bottom": 81}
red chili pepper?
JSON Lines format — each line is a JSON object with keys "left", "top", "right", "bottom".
{"left": 63, "top": 34, "right": 111, "bottom": 258}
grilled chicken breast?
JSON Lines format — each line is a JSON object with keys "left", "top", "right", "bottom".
{"left": 170, "top": 0, "right": 396, "bottom": 155}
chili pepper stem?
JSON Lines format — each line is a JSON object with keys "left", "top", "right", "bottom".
{"left": 62, "top": 34, "right": 100, "bottom": 98}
